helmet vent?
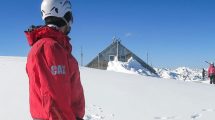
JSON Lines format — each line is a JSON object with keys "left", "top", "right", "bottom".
{"left": 50, "top": 7, "right": 55, "bottom": 12}
{"left": 50, "top": 7, "right": 58, "bottom": 13}
{"left": 55, "top": 8, "right": 58, "bottom": 13}
{"left": 63, "top": 1, "right": 71, "bottom": 7}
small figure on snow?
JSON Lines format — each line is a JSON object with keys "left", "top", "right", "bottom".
{"left": 208, "top": 62, "right": 215, "bottom": 84}
{"left": 25, "top": 0, "right": 85, "bottom": 120}
{"left": 202, "top": 68, "right": 206, "bottom": 80}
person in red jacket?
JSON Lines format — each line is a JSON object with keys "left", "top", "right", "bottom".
{"left": 208, "top": 62, "right": 215, "bottom": 84}
{"left": 25, "top": 0, "right": 85, "bottom": 120}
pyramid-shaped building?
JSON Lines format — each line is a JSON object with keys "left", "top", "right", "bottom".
{"left": 86, "top": 38, "right": 157, "bottom": 75}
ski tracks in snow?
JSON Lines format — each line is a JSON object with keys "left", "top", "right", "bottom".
{"left": 154, "top": 108, "right": 215, "bottom": 120}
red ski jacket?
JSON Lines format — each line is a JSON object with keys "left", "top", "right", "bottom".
{"left": 25, "top": 26, "right": 85, "bottom": 120}
{"left": 208, "top": 65, "right": 215, "bottom": 77}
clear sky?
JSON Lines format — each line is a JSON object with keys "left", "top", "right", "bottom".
{"left": 0, "top": 0, "right": 214, "bottom": 68}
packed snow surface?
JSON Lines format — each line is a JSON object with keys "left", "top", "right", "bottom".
{"left": 0, "top": 56, "right": 215, "bottom": 120}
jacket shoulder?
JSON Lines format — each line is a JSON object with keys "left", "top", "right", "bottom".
{"left": 29, "top": 38, "right": 62, "bottom": 56}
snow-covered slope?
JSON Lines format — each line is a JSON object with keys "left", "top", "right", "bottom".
{"left": 1, "top": 56, "right": 215, "bottom": 120}
{"left": 0, "top": 56, "right": 30, "bottom": 119}
{"left": 82, "top": 67, "right": 215, "bottom": 120}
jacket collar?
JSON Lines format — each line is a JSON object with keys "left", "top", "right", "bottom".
{"left": 25, "top": 26, "right": 72, "bottom": 53}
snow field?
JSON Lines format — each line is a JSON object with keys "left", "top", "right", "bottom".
{"left": 0, "top": 56, "right": 215, "bottom": 120}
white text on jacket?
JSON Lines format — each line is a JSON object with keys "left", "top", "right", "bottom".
{"left": 51, "top": 65, "right": 66, "bottom": 75}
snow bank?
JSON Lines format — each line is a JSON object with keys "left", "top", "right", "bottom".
{"left": 107, "top": 57, "right": 155, "bottom": 76}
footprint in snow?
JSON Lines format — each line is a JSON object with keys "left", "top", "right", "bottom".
{"left": 84, "top": 114, "right": 105, "bottom": 120}
{"left": 84, "top": 104, "right": 115, "bottom": 120}
{"left": 201, "top": 109, "right": 215, "bottom": 112}
{"left": 190, "top": 113, "right": 202, "bottom": 119}
{"left": 154, "top": 116, "right": 177, "bottom": 120}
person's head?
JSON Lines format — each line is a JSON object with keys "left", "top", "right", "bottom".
{"left": 41, "top": 0, "right": 73, "bottom": 35}
{"left": 210, "top": 62, "right": 214, "bottom": 67}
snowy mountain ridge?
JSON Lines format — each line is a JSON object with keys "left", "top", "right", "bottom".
{"left": 155, "top": 67, "right": 204, "bottom": 81}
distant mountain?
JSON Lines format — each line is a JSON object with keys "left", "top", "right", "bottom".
{"left": 155, "top": 67, "right": 205, "bottom": 81}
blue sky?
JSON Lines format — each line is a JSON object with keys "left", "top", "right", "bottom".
{"left": 0, "top": 0, "right": 214, "bottom": 68}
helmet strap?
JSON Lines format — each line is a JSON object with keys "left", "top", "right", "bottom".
{"left": 62, "top": 17, "right": 71, "bottom": 35}
{"left": 47, "top": 24, "right": 59, "bottom": 29}
{"left": 62, "top": 17, "right": 70, "bottom": 27}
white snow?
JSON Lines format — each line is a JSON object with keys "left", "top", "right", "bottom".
{"left": 107, "top": 57, "right": 155, "bottom": 76}
{"left": 0, "top": 56, "right": 215, "bottom": 120}
{"left": 155, "top": 67, "right": 208, "bottom": 83}
{"left": 107, "top": 58, "right": 208, "bottom": 83}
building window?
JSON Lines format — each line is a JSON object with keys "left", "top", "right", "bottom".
{"left": 120, "top": 56, "right": 126, "bottom": 62}
{"left": 109, "top": 55, "right": 115, "bottom": 61}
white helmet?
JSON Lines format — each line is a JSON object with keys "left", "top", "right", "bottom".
{"left": 41, "top": 0, "right": 72, "bottom": 20}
